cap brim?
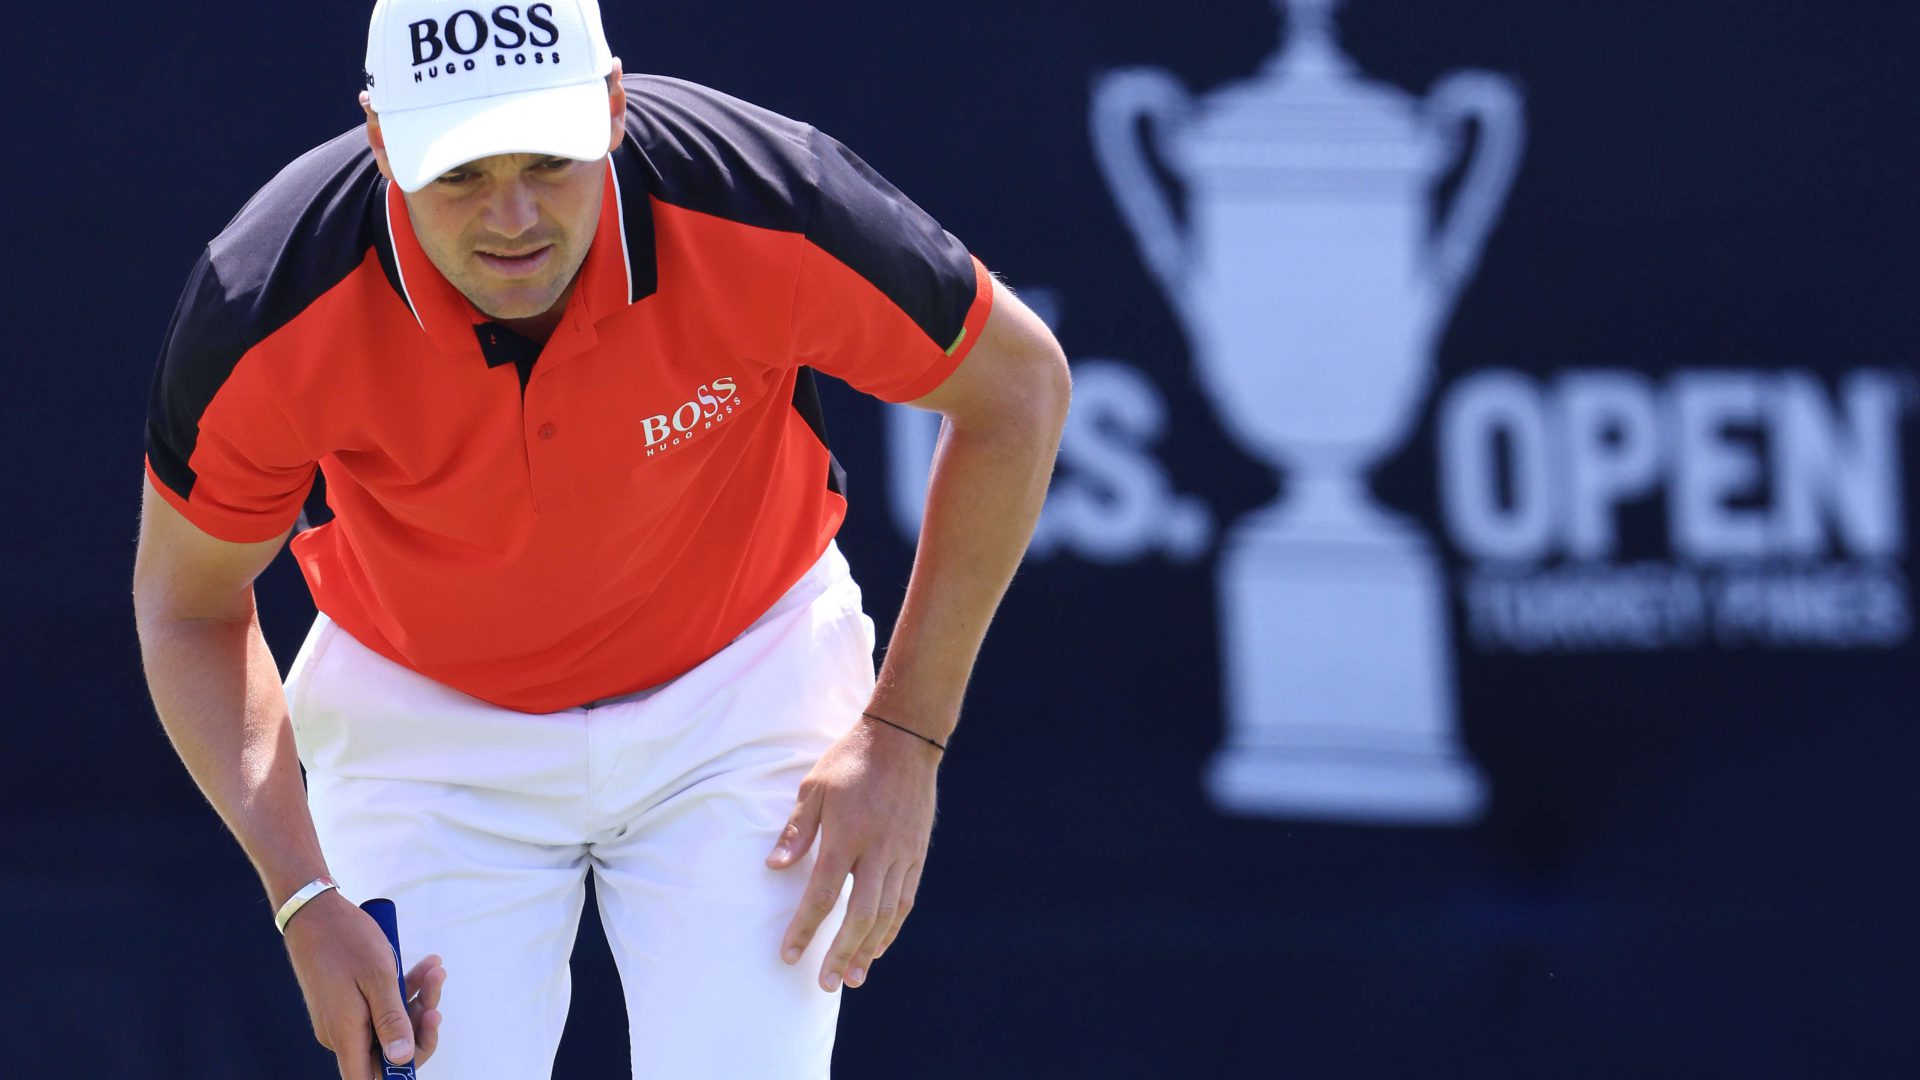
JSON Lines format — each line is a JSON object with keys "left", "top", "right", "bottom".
{"left": 381, "top": 80, "right": 612, "bottom": 192}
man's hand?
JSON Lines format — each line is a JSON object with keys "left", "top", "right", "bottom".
{"left": 282, "top": 891, "right": 448, "bottom": 1078}
{"left": 766, "top": 718, "right": 941, "bottom": 991}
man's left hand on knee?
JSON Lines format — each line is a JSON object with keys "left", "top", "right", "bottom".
{"left": 765, "top": 716, "right": 944, "bottom": 991}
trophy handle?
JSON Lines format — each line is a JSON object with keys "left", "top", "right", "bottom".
{"left": 1090, "top": 68, "right": 1195, "bottom": 312}
{"left": 1425, "top": 70, "right": 1526, "bottom": 320}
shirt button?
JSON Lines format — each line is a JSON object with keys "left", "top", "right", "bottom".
{"left": 537, "top": 423, "right": 557, "bottom": 440}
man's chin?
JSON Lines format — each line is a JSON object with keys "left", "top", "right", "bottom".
{"left": 466, "top": 287, "right": 565, "bottom": 323}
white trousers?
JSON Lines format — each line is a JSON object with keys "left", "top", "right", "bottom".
{"left": 284, "top": 543, "right": 872, "bottom": 1079}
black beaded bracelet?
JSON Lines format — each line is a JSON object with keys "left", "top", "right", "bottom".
{"left": 861, "top": 711, "right": 948, "bottom": 752}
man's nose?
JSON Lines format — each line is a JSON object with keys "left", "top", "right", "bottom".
{"left": 483, "top": 180, "right": 539, "bottom": 240}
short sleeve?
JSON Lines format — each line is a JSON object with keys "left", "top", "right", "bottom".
{"left": 145, "top": 249, "right": 316, "bottom": 543}
{"left": 789, "top": 128, "right": 994, "bottom": 403}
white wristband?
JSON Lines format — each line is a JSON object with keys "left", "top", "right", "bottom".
{"left": 274, "top": 876, "right": 341, "bottom": 934}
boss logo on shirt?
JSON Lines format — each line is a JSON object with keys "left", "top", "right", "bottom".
{"left": 642, "top": 376, "right": 743, "bottom": 458}
{"left": 408, "top": 4, "right": 562, "bottom": 82}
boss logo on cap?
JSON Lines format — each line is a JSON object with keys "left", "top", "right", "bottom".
{"left": 408, "top": 3, "right": 562, "bottom": 81}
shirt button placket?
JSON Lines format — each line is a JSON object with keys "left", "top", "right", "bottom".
{"left": 523, "top": 376, "right": 575, "bottom": 511}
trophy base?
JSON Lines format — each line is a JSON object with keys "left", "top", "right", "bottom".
{"left": 1206, "top": 515, "right": 1488, "bottom": 826}
{"left": 1207, "top": 745, "right": 1487, "bottom": 825}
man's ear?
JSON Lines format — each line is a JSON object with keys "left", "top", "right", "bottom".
{"left": 606, "top": 59, "right": 627, "bottom": 154}
{"left": 361, "top": 91, "right": 396, "bottom": 183}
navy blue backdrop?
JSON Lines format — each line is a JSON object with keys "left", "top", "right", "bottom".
{"left": 3, "top": 1, "right": 1916, "bottom": 1076}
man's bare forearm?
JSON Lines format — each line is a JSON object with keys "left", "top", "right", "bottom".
{"left": 872, "top": 375, "right": 1070, "bottom": 742}
{"left": 135, "top": 603, "right": 329, "bottom": 905}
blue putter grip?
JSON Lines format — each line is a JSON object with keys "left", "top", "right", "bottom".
{"left": 359, "top": 898, "right": 420, "bottom": 1078}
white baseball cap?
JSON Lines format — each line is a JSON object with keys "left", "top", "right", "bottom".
{"left": 364, "top": 0, "right": 616, "bottom": 191}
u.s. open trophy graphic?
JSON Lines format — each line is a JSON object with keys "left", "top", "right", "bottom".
{"left": 1092, "top": 0, "right": 1524, "bottom": 823}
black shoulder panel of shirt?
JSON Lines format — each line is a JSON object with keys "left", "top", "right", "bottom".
{"left": 616, "top": 75, "right": 977, "bottom": 352}
{"left": 146, "top": 127, "right": 393, "bottom": 500}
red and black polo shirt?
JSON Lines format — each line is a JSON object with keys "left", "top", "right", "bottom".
{"left": 146, "top": 74, "right": 992, "bottom": 712}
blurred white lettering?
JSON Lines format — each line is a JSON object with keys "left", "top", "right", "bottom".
{"left": 1440, "top": 366, "right": 1912, "bottom": 651}
{"left": 1439, "top": 371, "right": 1554, "bottom": 562}
{"left": 1032, "top": 361, "right": 1211, "bottom": 563}
{"left": 1442, "top": 368, "right": 1907, "bottom": 563}
{"left": 1670, "top": 372, "right": 1770, "bottom": 559}
{"left": 1771, "top": 371, "right": 1904, "bottom": 559}
{"left": 1562, "top": 371, "right": 1662, "bottom": 560}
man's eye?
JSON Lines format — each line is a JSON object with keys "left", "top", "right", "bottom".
{"left": 538, "top": 158, "right": 571, "bottom": 172}
{"left": 436, "top": 172, "right": 474, "bottom": 186}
